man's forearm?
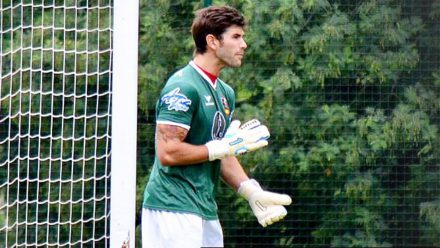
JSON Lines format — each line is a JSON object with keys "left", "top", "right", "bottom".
{"left": 220, "top": 156, "right": 249, "bottom": 191}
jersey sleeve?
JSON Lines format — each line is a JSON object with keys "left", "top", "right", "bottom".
{"left": 156, "top": 80, "right": 199, "bottom": 130}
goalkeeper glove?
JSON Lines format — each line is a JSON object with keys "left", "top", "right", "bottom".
{"left": 238, "top": 179, "right": 292, "bottom": 227}
{"left": 205, "top": 119, "right": 270, "bottom": 161}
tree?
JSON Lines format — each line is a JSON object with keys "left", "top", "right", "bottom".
{"left": 137, "top": 0, "right": 440, "bottom": 246}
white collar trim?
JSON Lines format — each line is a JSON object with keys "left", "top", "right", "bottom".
{"left": 189, "top": 61, "right": 217, "bottom": 89}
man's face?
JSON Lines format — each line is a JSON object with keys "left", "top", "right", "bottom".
{"left": 215, "top": 25, "right": 247, "bottom": 68}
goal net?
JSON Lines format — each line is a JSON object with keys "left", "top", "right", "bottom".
{"left": 0, "top": 0, "right": 137, "bottom": 247}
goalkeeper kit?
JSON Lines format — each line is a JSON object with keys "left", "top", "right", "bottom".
{"left": 206, "top": 119, "right": 292, "bottom": 227}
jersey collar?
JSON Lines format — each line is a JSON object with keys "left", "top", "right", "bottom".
{"left": 189, "top": 61, "right": 217, "bottom": 89}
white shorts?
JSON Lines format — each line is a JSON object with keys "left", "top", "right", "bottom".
{"left": 142, "top": 208, "right": 224, "bottom": 248}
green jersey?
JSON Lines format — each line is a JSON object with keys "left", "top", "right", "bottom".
{"left": 143, "top": 61, "right": 235, "bottom": 220}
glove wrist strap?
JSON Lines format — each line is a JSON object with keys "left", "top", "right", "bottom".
{"left": 205, "top": 140, "right": 228, "bottom": 161}
{"left": 237, "top": 179, "right": 262, "bottom": 200}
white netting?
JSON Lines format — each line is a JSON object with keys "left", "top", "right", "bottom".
{"left": 0, "top": 0, "right": 113, "bottom": 246}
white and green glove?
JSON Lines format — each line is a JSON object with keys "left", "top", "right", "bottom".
{"left": 238, "top": 179, "right": 292, "bottom": 227}
{"left": 205, "top": 119, "right": 270, "bottom": 161}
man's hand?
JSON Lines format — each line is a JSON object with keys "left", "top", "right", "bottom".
{"left": 238, "top": 179, "right": 292, "bottom": 227}
{"left": 206, "top": 119, "right": 270, "bottom": 161}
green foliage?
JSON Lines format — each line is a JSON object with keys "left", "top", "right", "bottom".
{"left": 138, "top": 0, "right": 440, "bottom": 247}
{"left": 420, "top": 199, "right": 440, "bottom": 246}
{"left": 0, "top": 192, "right": 4, "bottom": 228}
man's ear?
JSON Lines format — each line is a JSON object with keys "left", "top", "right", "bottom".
{"left": 206, "top": 34, "right": 219, "bottom": 50}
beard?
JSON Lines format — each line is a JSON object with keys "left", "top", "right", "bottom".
{"left": 216, "top": 45, "right": 244, "bottom": 68}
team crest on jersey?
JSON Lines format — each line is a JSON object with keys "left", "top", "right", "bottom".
{"left": 221, "top": 96, "right": 230, "bottom": 116}
{"left": 212, "top": 111, "right": 227, "bottom": 139}
{"left": 161, "top": 88, "right": 191, "bottom": 112}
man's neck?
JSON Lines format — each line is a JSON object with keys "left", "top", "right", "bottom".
{"left": 195, "top": 64, "right": 218, "bottom": 84}
{"left": 193, "top": 53, "right": 224, "bottom": 76}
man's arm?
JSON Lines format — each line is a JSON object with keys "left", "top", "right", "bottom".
{"left": 156, "top": 124, "right": 209, "bottom": 166}
{"left": 157, "top": 119, "right": 270, "bottom": 166}
{"left": 220, "top": 156, "right": 249, "bottom": 191}
{"left": 221, "top": 156, "right": 292, "bottom": 227}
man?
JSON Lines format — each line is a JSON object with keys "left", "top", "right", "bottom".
{"left": 142, "top": 5, "right": 292, "bottom": 248}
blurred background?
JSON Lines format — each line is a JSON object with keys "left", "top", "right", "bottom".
{"left": 137, "top": 0, "right": 440, "bottom": 247}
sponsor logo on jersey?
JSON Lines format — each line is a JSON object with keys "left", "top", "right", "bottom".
{"left": 204, "top": 95, "right": 215, "bottom": 106}
{"left": 212, "top": 111, "right": 227, "bottom": 139}
{"left": 161, "top": 88, "right": 191, "bottom": 112}
{"left": 221, "top": 96, "right": 230, "bottom": 116}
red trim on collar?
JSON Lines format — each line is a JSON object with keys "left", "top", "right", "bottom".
{"left": 195, "top": 64, "right": 218, "bottom": 85}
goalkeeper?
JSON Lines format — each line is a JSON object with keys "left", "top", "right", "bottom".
{"left": 142, "top": 5, "right": 292, "bottom": 248}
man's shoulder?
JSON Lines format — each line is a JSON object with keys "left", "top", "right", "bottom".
{"left": 163, "top": 64, "right": 205, "bottom": 94}
{"left": 160, "top": 65, "right": 202, "bottom": 102}
{"left": 168, "top": 64, "right": 198, "bottom": 83}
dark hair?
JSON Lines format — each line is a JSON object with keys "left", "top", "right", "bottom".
{"left": 191, "top": 6, "right": 245, "bottom": 54}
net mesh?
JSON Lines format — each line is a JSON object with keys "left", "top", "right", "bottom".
{"left": 138, "top": 0, "right": 440, "bottom": 247}
{"left": 0, "top": 0, "right": 113, "bottom": 247}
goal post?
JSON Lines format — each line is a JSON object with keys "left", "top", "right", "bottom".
{"left": 110, "top": 0, "right": 138, "bottom": 247}
{"left": 0, "top": 0, "right": 139, "bottom": 247}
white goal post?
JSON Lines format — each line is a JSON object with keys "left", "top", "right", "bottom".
{"left": 0, "top": 0, "right": 138, "bottom": 247}
{"left": 110, "top": 0, "right": 138, "bottom": 247}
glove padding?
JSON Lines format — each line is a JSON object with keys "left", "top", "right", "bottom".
{"left": 205, "top": 119, "right": 270, "bottom": 161}
{"left": 238, "top": 179, "right": 292, "bottom": 227}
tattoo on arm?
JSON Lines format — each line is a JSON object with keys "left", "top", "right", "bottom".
{"left": 157, "top": 124, "right": 188, "bottom": 143}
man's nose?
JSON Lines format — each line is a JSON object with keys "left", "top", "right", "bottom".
{"left": 241, "top": 39, "right": 247, "bottom": 49}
